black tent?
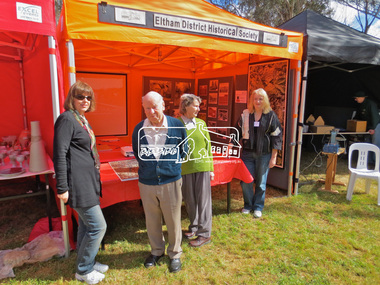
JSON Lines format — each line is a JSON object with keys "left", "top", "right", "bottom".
{"left": 279, "top": 10, "right": 380, "bottom": 193}
{"left": 280, "top": 9, "right": 380, "bottom": 64}
{"left": 279, "top": 9, "right": 380, "bottom": 120}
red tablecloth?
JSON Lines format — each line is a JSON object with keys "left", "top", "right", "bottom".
{"left": 99, "top": 163, "right": 140, "bottom": 208}
{"left": 211, "top": 157, "right": 253, "bottom": 186}
{"left": 98, "top": 156, "right": 252, "bottom": 208}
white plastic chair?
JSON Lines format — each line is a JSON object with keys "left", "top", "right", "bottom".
{"left": 346, "top": 143, "right": 380, "bottom": 206}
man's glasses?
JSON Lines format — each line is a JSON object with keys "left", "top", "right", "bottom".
{"left": 74, "top": 95, "right": 93, "bottom": 101}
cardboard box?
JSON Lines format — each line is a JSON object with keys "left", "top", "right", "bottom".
{"left": 306, "top": 114, "right": 334, "bottom": 134}
{"left": 306, "top": 115, "right": 325, "bottom": 126}
{"left": 309, "top": 125, "right": 334, "bottom": 134}
{"left": 346, "top": 120, "right": 367, "bottom": 132}
{"left": 121, "top": 146, "right": 135, "bottom": 157}
{"left": 305, "top": 114, "right": 316, "bottom": 124}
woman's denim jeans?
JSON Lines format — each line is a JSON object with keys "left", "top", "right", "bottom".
{"left": 240, "top": 151, "right": 271, "bottom": 211}
{"left": 74, "top": 205, "right": 107, "bottom": 275}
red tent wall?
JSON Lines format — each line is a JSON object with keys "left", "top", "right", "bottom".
{"left": 0, "top": 0, "right": 63, "bottom": 158}
{"left": 24, "top": 36, "right": 55, "bottom": 157}
{"left": 0, "top": 60, "right": 24, "bottom": 136}
{"left": 0, "top": 33, "right": 56, "bottom": 157}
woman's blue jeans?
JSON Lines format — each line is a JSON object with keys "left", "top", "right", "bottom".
{"left": 240, "top": 151, "right": 271, "bottom": 211}
{"left": 74, "top": 205, "right": 107, "bottom": 275}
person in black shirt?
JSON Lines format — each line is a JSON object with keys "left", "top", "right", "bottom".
{"left": 353, "top": 90, "right": 380, "bottom": 164}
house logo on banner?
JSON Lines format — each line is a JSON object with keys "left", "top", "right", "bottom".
{"left": 137, "top": 126, "right": 241, "bottom": 163}
{"left": 16, "top": 2, "right": 42, "bottom": 23}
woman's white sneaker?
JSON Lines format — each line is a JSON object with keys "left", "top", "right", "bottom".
{"left": 75, "top": 270, "right": 105, "bottom": 284}
{"left": 93, "top": 262, "right": 109, "bottom": 273}
{"left": 241, "top": 208, "right": 251, "bottom": 214}
{"left": 253, "top": 210, "right": 262, "bottom": 218}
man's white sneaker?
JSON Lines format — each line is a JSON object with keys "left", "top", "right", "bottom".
{"left": 253, "top": 210, "right": 262, "bottom": 218}
{"left": 93, "top": 262, "right": 109, "bottom": 273}
{"left": 75, "top": 270, "right": 105, "bottom": 284}
{"left": 241, "top": 208, "right": 251, "bottom": 214}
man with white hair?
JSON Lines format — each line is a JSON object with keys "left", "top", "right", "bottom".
{"left": 132, "top": 91, "right": 187, "bottom": 273}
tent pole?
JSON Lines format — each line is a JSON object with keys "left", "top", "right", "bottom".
{"left": 294, "top": 60, "right": 309, "bottom": 195}
{"left": 67, "top": 40, "right": 76, "bottom": 85}
{"left": 287, "top": 61, "right": 302, "bottom": 197}
{"left": 59, "top": 199, "right": 70, "bottom": 258}
{"left": 58, "top": 39, "right": 77, "bottom": 258}
{"left": 49, "top": 36, "right": 71, "bottom": 258}
{"left": 48, "top": 36, "right": 60, "bottom": 122}
{"left": 18, "top": 49, "right": 28, "bottom": 130}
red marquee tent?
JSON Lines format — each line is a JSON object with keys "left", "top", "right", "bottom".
{"left": 0, "top": 0, "right": 64, "bottom": 157}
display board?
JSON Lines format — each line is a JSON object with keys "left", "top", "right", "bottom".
{"left": 197, "top": 76, "right": 235, "bottom": 148}
{"left": 248, "top": 60, "right": 289, "bottom": 167}
{"left": 77, "top": 72, "right": 127, "bottom": 136}
{"left": 198, "top": 77, "right": 234, "bottom": 127}
{"left": 143, "top": 76, "right": 195, "bottom": 117}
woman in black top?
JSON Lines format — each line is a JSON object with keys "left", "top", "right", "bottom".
{"left": 53, "top": 81, "right": 107, "bottom": 284}
{"left": 234, "top": 88, "right": 282, "bottom": 218}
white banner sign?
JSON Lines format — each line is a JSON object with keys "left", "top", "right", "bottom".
{"left": 98, "top": 4, "right": 288, "bottom": 47}
{"left": 16, "top": 2, "right": 42, "bottom": 23}
{"left": 154, "top": 13, "right": 260, "bottom": 43}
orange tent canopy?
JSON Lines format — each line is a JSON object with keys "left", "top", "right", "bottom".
{"left": 59, "top": 0, "right": 303, "bottom": 61}
{"left": 58, "top": 0, "right": 303, "bottom": 150}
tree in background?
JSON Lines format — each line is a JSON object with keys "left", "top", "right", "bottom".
{"left": 209, "top": 0, "right": 333, "bottom": 26}
{"left": 208, "top": 0, "right": 243, "bottom": 16}
{"left": 335, "top": 0, "right": 380, "bottom": 34}
{"left": 55, "top": 0, "right": 63, "bottom": 23}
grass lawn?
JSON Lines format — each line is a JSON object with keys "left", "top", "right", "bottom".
{"left": 0, "top": 150, "right": 379, "bottom": 284}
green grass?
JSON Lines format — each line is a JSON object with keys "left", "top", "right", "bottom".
{"left": 1, "top": 151, "right": 379, "bottom": 284}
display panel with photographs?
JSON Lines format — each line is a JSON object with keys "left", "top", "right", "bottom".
{"left": 143, "top": 77, "right": 195, "bottom": 118}
{"left": 198, "top": 76, "right": 234, "bottom": 146}
{"left": 248, "top": 60, "right": 289, "bottom": 168}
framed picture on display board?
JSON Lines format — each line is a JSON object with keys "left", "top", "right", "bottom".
{"left": 218, "top": 109, "right": 228, "bottom": 122}
{"left": 248, "top": 60, "right": 289, "bottom": 168}
{"left": 143, "top": 77, "right": 195, "bottom": 118}
{"left": 209, "top": 93, "right": 218, "bottom": 104}
{"left": 218, "top": 82, "right": 229, "bottom": 105}
{"left": 208, "top": 107, "right": 217, "bottom": 118}
{"left": 209, "top": 79, "right": 218, "bottom": 91}
{"left": 199, "top": 85, "right": 208, "bottom": 97}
